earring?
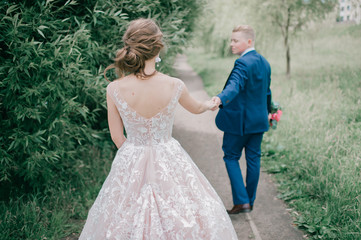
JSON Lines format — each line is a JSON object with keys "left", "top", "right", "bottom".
{"left": 155, "top": 56, "right": 161, "bottom": 68}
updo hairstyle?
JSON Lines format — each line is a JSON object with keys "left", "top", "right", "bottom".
{"left": 104, "top": 18, "right": 164, "bottom": 81}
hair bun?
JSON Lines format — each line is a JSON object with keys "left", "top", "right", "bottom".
{"left": 104, "top": 18, "right": 164, "bottom": 80}
{"left": 124, "top": 47, "right": 141, "bottom": 69}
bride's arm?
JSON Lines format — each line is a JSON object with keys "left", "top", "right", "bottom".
{"left": 107, "top": 93, "right": 126, "bottom": 149}
{"left": 178, "top": 84, "right": 215, "bottom": 114}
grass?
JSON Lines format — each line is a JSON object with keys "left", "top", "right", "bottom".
{"left": 0, "top": 144, "right": 115, "bottom": 240}
{"left": 186, "top": 22, "right": 361, "bottom": 239}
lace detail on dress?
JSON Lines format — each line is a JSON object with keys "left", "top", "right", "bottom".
{"left": 79, "top": 78, "right": 238, "bottom": 240}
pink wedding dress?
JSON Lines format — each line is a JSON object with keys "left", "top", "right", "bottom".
{"left": 79, "top": 79, "right": 238, "bottom": 240}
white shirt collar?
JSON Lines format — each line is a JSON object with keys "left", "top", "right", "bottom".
{"left": 241, "top": 47, "right": 255, "bottom": 57}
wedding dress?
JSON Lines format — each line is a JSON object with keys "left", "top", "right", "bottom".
{"left": 79, "top": 79, "right": 238, "bottom": 240}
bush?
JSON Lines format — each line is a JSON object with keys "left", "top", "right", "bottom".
{"left": 0, "top": 0, "right": 110, "bottom": 196}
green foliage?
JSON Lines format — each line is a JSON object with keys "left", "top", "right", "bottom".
{"left": 0, "top": 0, "right": 203, "bottom": 238}
{"left": 187, "top": 22, "right": 361, "bottom": 239}
{"left": 262, "top": 66, "right": 361, "bottom": 239}
{"left": 0, "top": 197, "right": 69, "bottom": 239}
{"left": 0, "top": 143, "right": 115, "bottom": 240}
{"left": 0, "top": 0, "right": 110, "bottom": 195}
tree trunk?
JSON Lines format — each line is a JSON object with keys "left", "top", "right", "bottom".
{"left": 284, "top": 32, "right": 291, "bottom": 77}
{"left": 285, "top": 6, "right": 291, "bottom": 77}
{"left": 286, "top": 44, "right": 290, "bottom": 77}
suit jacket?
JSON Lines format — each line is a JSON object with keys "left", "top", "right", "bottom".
{"left": 215, "top": 50, "right": 272, "bottom": 136}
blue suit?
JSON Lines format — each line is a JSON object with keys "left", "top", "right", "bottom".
{"left": 216, "top": 49, "right": 271, "bottom": 206}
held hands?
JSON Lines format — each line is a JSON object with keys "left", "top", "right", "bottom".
{"left": 210, "top": 96, "right": 221, "bottom": 111}
{"left": 204, "top": 100, "right": 217, "bottom": 111}
{"left": 203, "top": 96, "right": 221, "bottom": 111}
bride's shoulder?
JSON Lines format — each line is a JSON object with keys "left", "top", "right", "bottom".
{"left": 159, "top": 73, "right": 184, "bottom": 87}
{"left": 106, "top": 79, "right": 119, "bottom": 91}
{"left": 107, "top": 77, "right": 128, "bottom": 89}
{"left": 106, "top": 79, "right": 126, "bottom": 96}
{"left": 166, "top": 76, "right": 186, "bottom": 96}
{"left": 172, "top": 77, "right": 185, "bottom": 89}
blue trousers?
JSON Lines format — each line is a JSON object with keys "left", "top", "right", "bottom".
{"left": 222, "top": 132, "right": 264, "bottom": 206}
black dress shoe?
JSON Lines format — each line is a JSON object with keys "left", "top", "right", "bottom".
{"left": 227, "top": 204, "right": 251, "bottom": 214}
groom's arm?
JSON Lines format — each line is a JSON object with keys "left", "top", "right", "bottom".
{"left": 217, "top": 59, "right": 247, "bottom": 108}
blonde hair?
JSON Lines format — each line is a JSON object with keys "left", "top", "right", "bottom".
{"left": 233, "top": 25, "right": 255, "bottom": 42}
{"left": 104, "top": 18, "right": 164, "bottom": 81}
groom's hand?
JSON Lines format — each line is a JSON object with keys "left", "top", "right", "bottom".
{"left": 211, "top": 96, "right": 221, "bottom": 111}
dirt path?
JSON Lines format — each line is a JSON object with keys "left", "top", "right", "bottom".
{"left": 172, "top": 54, "right": 305, "bottom": 240}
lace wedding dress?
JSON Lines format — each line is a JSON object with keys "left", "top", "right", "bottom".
{"left": 79, "top": 79, "right": 238, "bottom": 240}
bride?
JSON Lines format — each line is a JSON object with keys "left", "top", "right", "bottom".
{"left": 79, "top": 18, "right": 238, "bottom": 240}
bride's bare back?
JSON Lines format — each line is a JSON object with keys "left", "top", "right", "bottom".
{"left": 114, "top": 73, "right": 176, "bottom": 119}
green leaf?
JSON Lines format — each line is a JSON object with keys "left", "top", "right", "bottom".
{"left": 61, "top": 17, "right": 70, "bottom": 22}
{"left": 38, "top": 25, "right": 48, "bottom": 30}
{"left": 91, "top": 133, "right": 102, "bottom": 139}
{"left": 37, "top": 29, "right": 45, "bottom": 38}
{"left": 114, "top": 10, "right": 123, "bottom": 16}
{"left": 6, "top": 5, "right": 19, "bottom": 15}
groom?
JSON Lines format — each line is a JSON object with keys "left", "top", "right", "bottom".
{"left": 212, "top": 25, "right": 272, "bottom": 214}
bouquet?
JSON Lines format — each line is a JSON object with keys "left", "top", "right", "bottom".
{"left": 270, "top": 101, "right": 282, "bottom": 129}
